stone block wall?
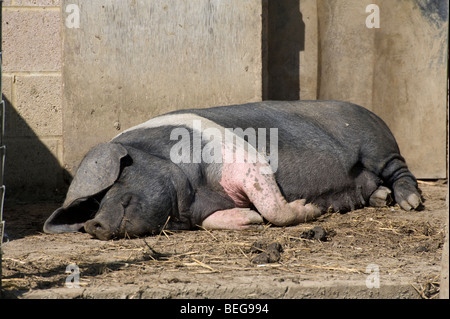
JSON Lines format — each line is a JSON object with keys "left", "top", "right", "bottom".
{"left": 2, "top": 0, "right": 65, "bottom": 200}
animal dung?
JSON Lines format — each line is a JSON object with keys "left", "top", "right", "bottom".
{"left": 250, "top": 241, "right": 284, "bottom": 264}
{"left": 299, "top": 226, "right": 329, "bottom": 241}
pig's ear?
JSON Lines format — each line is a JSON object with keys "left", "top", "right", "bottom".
{"left": 43, "top": 199, "right": 100, "bottom": 233}
{"left": 43, "top": 143, "right": 129, "bottom": 233}
{"left": 63, "top": 143, "right": 129, "bottom": 208}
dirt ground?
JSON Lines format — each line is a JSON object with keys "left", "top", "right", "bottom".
{"left": 1, "top": 180, "right": 448, "bottom": 299}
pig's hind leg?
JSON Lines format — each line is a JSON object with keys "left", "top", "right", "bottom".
{"left": 392, "top": 177, "right": 421, "bottom": 211}
{"left": 369, "top": 186, "right": 393, "bottom": 207}
{"left": 379, "top": 157, "right": 422, "bottom": 211}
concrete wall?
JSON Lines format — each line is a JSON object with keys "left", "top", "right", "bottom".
{"left": 314, "top": 0, "right": 448, "bottom": 179}
{"left": 62, "top": 0, "right": 264, "bottom": 175}
{"left": 1, "top": 0, "right": 448, "bottom": 200}
{"left": 266, "top": 0, "right": 448, "bottom": 178}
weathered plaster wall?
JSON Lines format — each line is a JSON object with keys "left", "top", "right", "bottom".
{"left": 62, "top": 0, "right": 264, "bottom": 174}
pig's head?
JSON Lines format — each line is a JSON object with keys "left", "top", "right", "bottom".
{"left": 44, "top": 143, "right": 193, "bottom": 240}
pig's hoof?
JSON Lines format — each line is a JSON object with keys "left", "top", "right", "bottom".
{"left": 369, "top": 186, "right": 393, "bottom": 207}
{"left": 289, "top": 200, "right": 322, "bottom": 223}
{"left": 398, "top": 193, "right": 421, "bottom": 211}
{"left": 392, "top": 179, "right": 422, "bottom": 211}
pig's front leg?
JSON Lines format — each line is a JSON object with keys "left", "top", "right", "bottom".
{"left": 201, "top": 208, "right": 264, "bottom": 230}
{"left": 221, "top": 160, "right": 322, "bottom": 226}
{"left": 243, "top": 168, "right": 322, "bottom": 225}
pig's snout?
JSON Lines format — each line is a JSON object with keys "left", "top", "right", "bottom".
{"left": 85, "top": 218, "right": 114, "bottom": 241}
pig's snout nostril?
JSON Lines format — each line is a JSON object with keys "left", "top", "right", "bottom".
{"left": 85, "top": 219, "right": 103, "bottom": 231}
{"left": 91, "top": 221, "right": 103, "bottom": 230}
{"left": 85, "top": 219, "right": 113, "bottom": 240}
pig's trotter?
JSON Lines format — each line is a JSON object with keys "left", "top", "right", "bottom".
{"left": 201, "top": 208, "right": 264, "bottom": 230}
{"left": 287, "top": 200, "right": 322, "bottom": 223}
{"left": 392, "top": 177, "right": 421, "bottom": 211}
{"left": 369, "top": 186, "right": 393, "bottom": 207}
{"left": 237, "top": 167, "right": 322, "bottom": 226}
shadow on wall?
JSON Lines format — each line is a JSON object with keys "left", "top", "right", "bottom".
{"left": 415, "top": 0, "right": 448, "bottom": 27}
{"left": 2, "top": 95, "right": 70, "bottom": 202}
{"left": 265, "top": 0, "right": 305, "bottom": 100}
